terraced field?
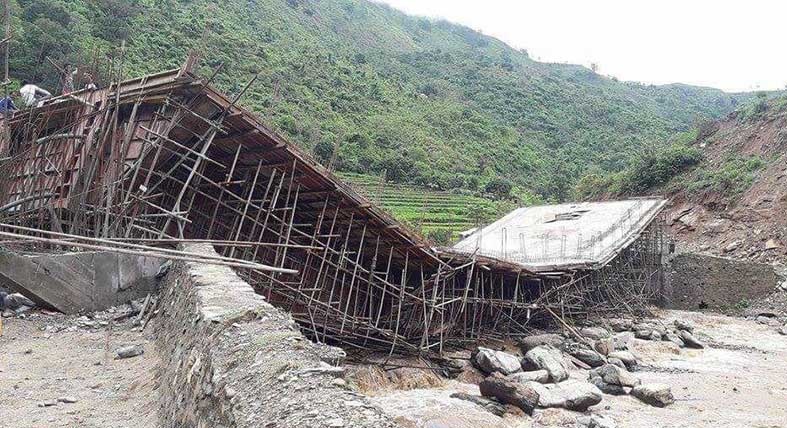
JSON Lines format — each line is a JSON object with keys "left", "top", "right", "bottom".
{"left": 338, "top": 172, "right": 510, "bottom": 244}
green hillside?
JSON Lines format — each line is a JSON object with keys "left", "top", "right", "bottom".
{"left": 338, "top": 172, "right": 514, "bottom": 244}
{"left": 6, "top": 0, "right": 751, "bottom": 201}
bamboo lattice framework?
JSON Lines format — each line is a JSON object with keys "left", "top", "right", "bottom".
{"left": 0, "top": 63, "right": 666, "bottom": 354}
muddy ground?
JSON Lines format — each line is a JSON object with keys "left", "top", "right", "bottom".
{"left": 368, "top": 310, "right": 787, "bottom": 428}
{"left": 0, "top": 313, "right": 158, "bottom": 428}
{"left": 2, "top": 309, "right": 786, "bottom": 427}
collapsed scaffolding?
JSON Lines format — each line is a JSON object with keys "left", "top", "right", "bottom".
{"left": 0, "top": 63, "right": 666, "bottom": 354}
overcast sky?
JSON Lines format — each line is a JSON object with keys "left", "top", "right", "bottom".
{"left": 376, "top": 0, "right": 786, "bottom": 92}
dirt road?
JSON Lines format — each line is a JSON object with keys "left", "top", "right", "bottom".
{"left": 0, "top": 313, "right": 158, "bottom": 428}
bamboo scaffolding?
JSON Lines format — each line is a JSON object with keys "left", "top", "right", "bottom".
{"left": 0, "top": 64, "right": 665, "bottom": 355}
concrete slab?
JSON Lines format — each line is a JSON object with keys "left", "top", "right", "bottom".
{"left": 453, "top": 199, "right": 666, "bottom": 272}
{"left": 0, "top": 250, "right": 161, "bottom": 313}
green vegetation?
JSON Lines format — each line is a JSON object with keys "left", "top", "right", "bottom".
{"left": 574, "top": 130, "right": 703, "bottom": 199}
{"left": 338, "top": 172, "right": 515, "bottom": 244}
{"left": 6, "top": 0, "right": 754, "bottom": 201}
{"left": 685, "top": 155, "right": 765, "bottom": 197}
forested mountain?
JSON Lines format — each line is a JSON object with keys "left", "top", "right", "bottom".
{"left": 7, "top": 0, "right": 752, "bottom": 201}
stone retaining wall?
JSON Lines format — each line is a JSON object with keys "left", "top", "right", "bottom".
{"left": 664, "top": 252, "right": 782, "bottom": 311}
{"left": 155, "top": 243, "right": 395, "bottom": 428}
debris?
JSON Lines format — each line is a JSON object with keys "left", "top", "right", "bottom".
{"left": 0, "top": 292, "right": 36, "bottom": 311}
{"left": 115, "top": 345, "right": 144, "bottom": 359}
{"left": 57, "top": 396, "right": 78, "bottom": 404}
{"left": 473, "top": 347, "right": 522, "bottom": 375}
{"left": 764, "top": 239, "right": 781, "bottom": 250}
{"left": 479, "top": 372, "right": 539, "bottom": 415}
{"left": 679, "top": 331, "right": 705, "bottom": 349}
{"left": 523, "top": 345, "right": 569, "bottom": 382}
{"left": 779, "top": 325, "right": 787, "bottom": 336}
{"left": 38, "top": 400, "right": 58, "bottom": 407}
{"left": 631, "top": 383, "right": 675, "bottom": 407}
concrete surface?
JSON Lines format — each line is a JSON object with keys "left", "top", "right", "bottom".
{"left": 0, "top": 250, "right": 161, "bottom": 313}
{"left": 453, "top": 199, "right": 665, "bottom": 271}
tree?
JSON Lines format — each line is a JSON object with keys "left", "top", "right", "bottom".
{"left": 484, "top": 177, "right": 513, "bottom": 200}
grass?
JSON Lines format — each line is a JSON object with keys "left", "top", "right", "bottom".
{"left": 338, "top": 172, "right": 511, "bottom": 244}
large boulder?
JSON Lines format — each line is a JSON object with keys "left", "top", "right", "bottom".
{"left": 593, "top": 338, "right": 614, "bottom": 356}
{"left": 679, "top": 331, "right": 705, "bottom": 349}
{"left": 664, "top": 331, "right": 685, "bottom": 347}
{"left": 588, "top": 371, "right": 626, "bottom": 395}
{"left": 631, "top": 383, "right": 675, "bottom": 407}
{"left": 607, "top": 350, "right": 637, "bottom": 369}
{"left": 517, "top": 334, "right": 565, "bottom": 353}
{"left": 567, "top": 347, "right": 606, "bottom": 368}
{"left": 473, "top": 347, "right": 522, "bottom": 375}
{"left": 527, "top": 380, "right": 603, "bottom": 412}
{"left": 607, "top": 358, "right": 626, "bottom": 370}
{"left": 580, "top": 327, "right": 611, "bottom": 340}
{"left": 673, "top": 319, "right": 694, "bottom": 332}
{"left": 508, "top": 370, "right": 550, "bottom": 384}
{"left": 577, "top": 414, "right": 618, "bottom": 428}
{"left": 608, "top": 319, "right": 633, "bottom": 332}
{"left": 523, "top": 345, "right": 569, "bottom": 382}
{"left": 479, "top": 373, "right": 539, "bottom": 415}
{"left": 590, "top": 364, "right": 640, "bottom": 388}
{"left": 611, "top": 332, "right": 634, "bottom": 351}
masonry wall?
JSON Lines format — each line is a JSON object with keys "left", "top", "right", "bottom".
{"left": 155, "top": 243, "right": 395, "bottom": 428}
{"left": 664, "top": 252, "right": 781, "bottom": 311}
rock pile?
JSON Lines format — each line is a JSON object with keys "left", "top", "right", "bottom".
{"left": 605, "top": 318, "right": 704, "bottom": 350}
{"left": 458, "top": 318, "right": 692, "bottom": 420}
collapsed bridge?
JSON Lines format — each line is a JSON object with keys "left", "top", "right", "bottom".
{"left": 0, "top": 63, "right": 667, "bottom": 354}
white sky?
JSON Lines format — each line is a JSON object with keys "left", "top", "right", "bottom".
{"left": 376, "top": 0, "right": 787, "bottom": 92}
